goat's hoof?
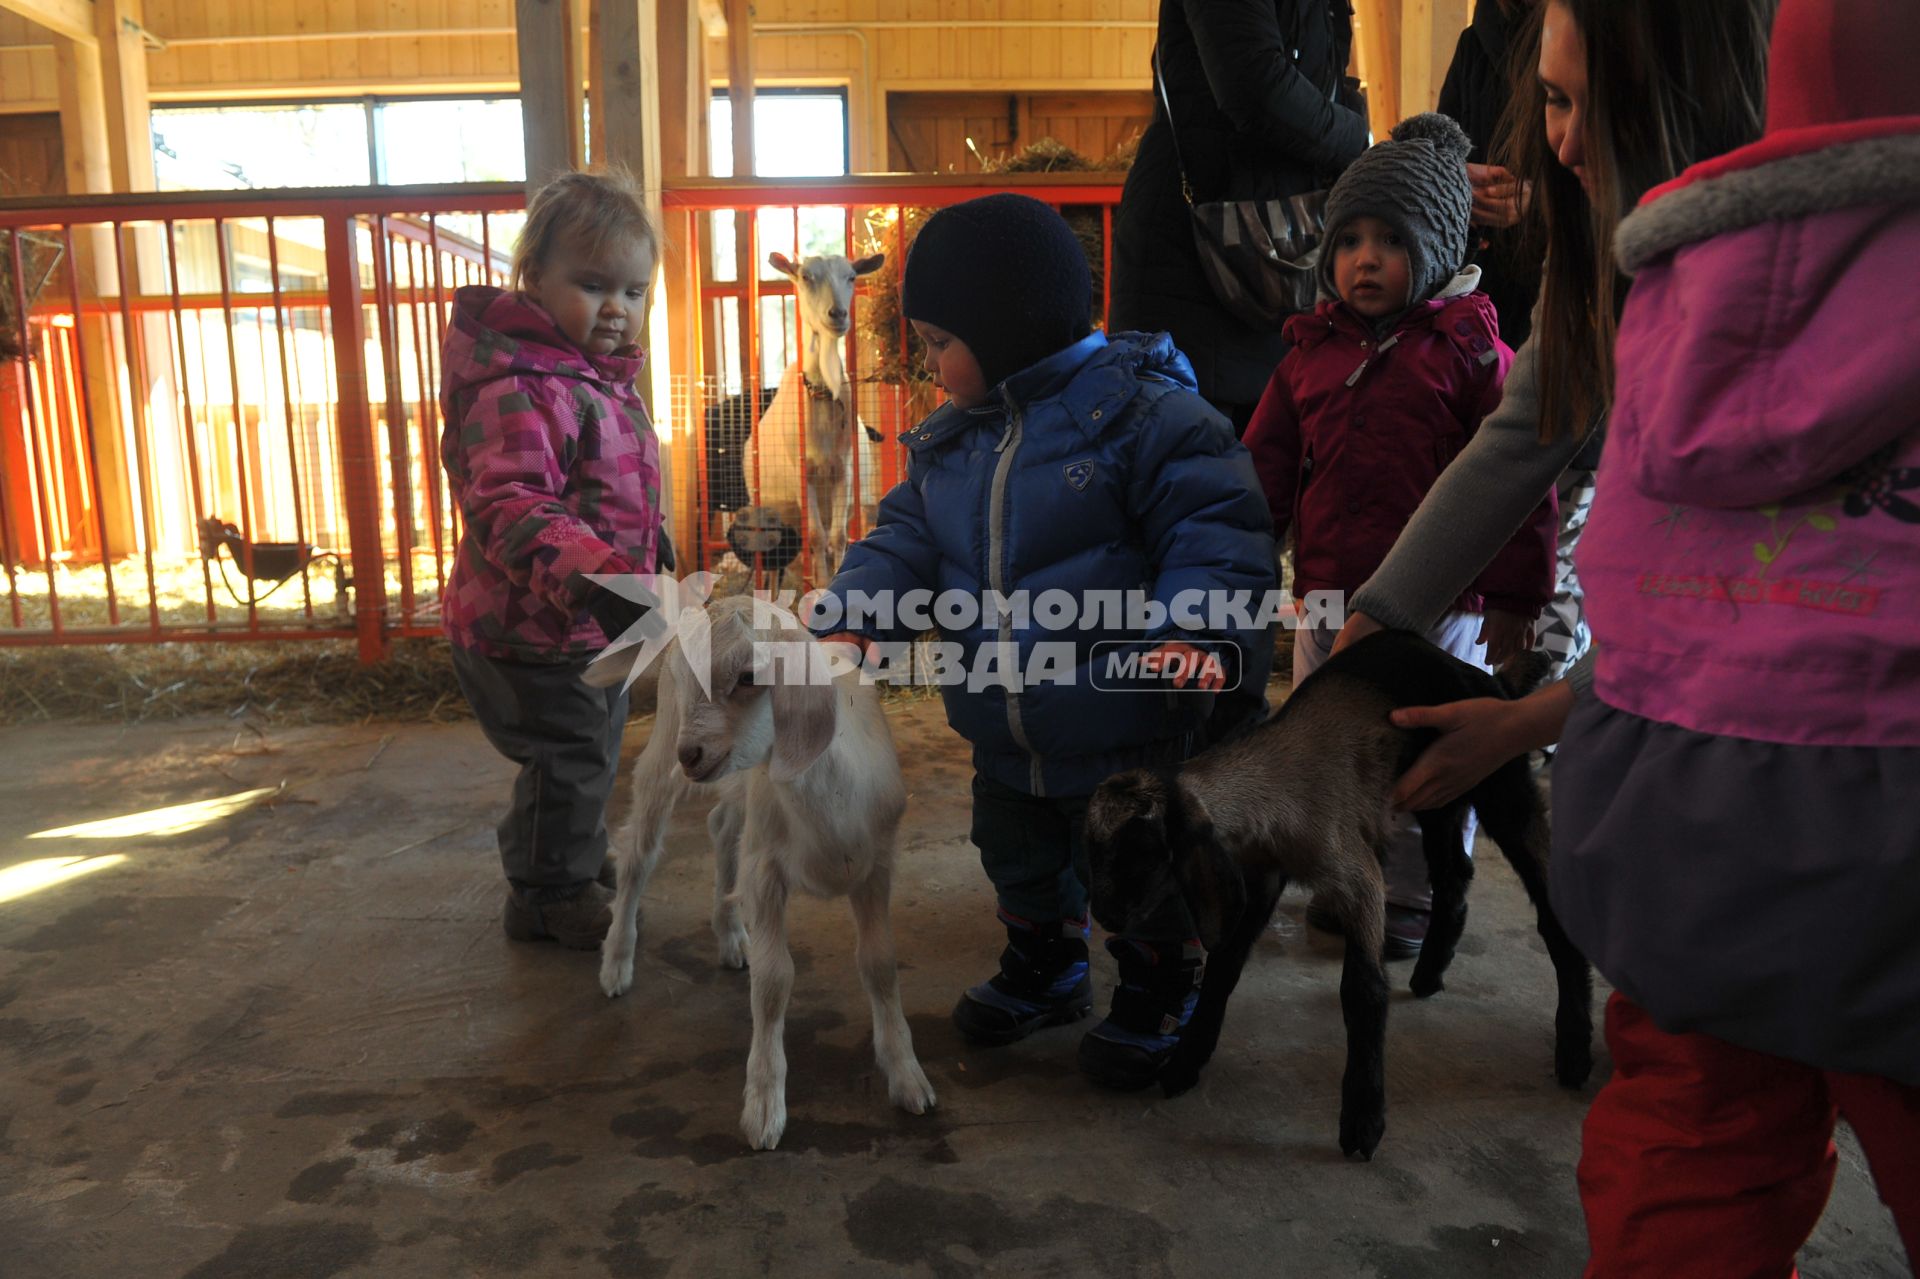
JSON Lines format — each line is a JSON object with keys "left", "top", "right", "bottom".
{"left": 715, "top": 928, "right": 749, "bottom": 971}
{"left": 599, "top": 953, "right": 635, "bottom": 999}
{"left": 1339, "top": 1109, "right": 1385, "bottom": 1161}
{"left": 1408, "top": 968, "right": 1444, "bottom": 998}
{"left": 887, "top": 1061, "right": 937, "bottom": 1115}
{"left": 741, "top": 1088, "right": 787, "bottom": 1151}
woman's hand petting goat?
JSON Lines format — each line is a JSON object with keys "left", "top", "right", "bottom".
{"left": 1389, "top": 680, "right": 1573, "bottom": 813}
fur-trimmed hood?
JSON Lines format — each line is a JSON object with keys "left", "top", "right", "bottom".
{"left": 1617, "top": 124, "right": 1920, "bottom": 276}
{"left": 1577, "top": 113, "right": 1920, "bottom": 748}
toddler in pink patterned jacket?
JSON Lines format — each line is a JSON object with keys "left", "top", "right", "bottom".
{"left": 440, "top": 168, "right": 664, "bottom": 950}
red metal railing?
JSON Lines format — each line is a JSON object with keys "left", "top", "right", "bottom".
{"left": 1, "top": 186, "right": 521, "bottom": 662}
{"left": 0, "top": 176, "right": 1123, "bottom": 661}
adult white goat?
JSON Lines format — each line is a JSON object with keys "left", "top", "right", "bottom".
{"left": 587, "top": 593, "right": 935, "bottom": 1150}
{"left": 745, "top": 251, "right": 887, "bottom": 587}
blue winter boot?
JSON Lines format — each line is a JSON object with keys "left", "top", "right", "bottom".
{"left": 951, "top": 911, "right": 1094, "bottom": 1045}
{"left": 1077, "top": 937, "right": 1203, "bottom": 1089}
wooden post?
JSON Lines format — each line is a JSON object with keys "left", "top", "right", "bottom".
{"left": 324, "top": 215, "right": 391, "bottom": 664}
{"left": 51, "top": 34, "right": 141, "bottom": 563}
{"left": 656, "top": 0, "right": 702, "bottom": 182}
{"left": 596, "top": 0, "right": 665, "bottom": 421}
{"left": 1352, "top": 0, "right": 1400, "bottom": 139}
{"left": 587, "top": 0, "right": 606, "bottom": 165}
{"left": 721, "top": 0, "right": 753, "bottom": 399}
{"left": 723, "top": 0, "right": 754, "bottom": 179}
{"left": 656, "top": 0, "right": 705, "bottom": 568}
{"left": 1399, "top": 0, "right": 1466, "bottom": 118}
{"left": 95, "top": 0, "right": 155, "bottom": 193}
{"left": 0, "top": 0, "right": 96, "bottom": 44}
{"left": 517, "top": 0, "right": 585, "bottom": 191}
{"left": 53, "top": 38, "right": 113, "bottom": 211}
{"left": 96, "top": 0, "right": 172, "bottom": 575}
{"left": 597, "top": 0, "right": 661, "bottom": 194}
{"left": 570, "top": 0, "right": 589, "bottom": 168}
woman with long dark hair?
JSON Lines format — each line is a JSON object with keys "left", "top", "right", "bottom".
{"left": 1438, "top": 0, "right": 1600, "bottom": 695}
{"left": 1333, "top": 0, "right": 1770, "bottom": 691}
{"left": 1340, "top": 0, "right": 1920, "bottom": 1268}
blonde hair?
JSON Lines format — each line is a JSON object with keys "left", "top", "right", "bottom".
{"left": 509, "top": 166, "right": 660, "bottom": 292}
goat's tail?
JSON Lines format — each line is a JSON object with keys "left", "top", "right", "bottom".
{"left": 1494, "top": 649, "right": 1555, "bottom": 701}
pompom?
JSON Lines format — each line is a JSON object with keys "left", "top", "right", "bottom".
{"left": 1390, "top": 112, "right": 1472, "bottom": 163}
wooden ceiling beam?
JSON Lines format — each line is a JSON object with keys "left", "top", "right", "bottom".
{"left": 0, "top": 0, "right": 96, "bottom": 46}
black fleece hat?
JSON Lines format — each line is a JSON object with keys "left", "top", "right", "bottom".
{"left": 901, "top": 193, "right": 1093, "bottom": 392}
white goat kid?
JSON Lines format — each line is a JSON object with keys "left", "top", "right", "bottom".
{"left": 588, "top": 594, "right": 935, "bottom": 1150}
{"left": 747, "top": 251, "right": 886, "bottom": 587}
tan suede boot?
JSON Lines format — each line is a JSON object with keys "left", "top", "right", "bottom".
{"left": 502, "top": 881, "right": 614, "bottom": 949}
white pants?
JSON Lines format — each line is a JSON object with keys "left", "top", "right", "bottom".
{"left": 1292, "top": 611, "right": 1492, "bottom": 910}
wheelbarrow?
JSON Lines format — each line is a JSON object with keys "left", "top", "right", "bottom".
{"left": 198, "top": 517, "right": 352, "bottom": 615}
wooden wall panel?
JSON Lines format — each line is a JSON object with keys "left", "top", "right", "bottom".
{"left": 886, "top": 89, "right": 1146, "bottom": 174}
{"left": 0, "top": 0, "right": 1455, "bottom": 178}
{"left": 0, "top": 112, "right": 65, "bottom": 195}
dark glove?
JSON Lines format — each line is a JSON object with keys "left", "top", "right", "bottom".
{"left": 655, "top": 530, "right": 676, "bottom": 573}
{"left": 585, "top": 588, "right": 651, "bottom": 640}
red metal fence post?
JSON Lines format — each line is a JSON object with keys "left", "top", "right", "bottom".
{"left": 323, "top": 213, "right": 390, "bottom": 664}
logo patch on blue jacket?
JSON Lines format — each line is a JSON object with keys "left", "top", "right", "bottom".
{"left": 1063, "top": 459, "right": 1095, "bottom": 491}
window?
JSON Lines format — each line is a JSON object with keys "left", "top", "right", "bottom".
{"left": 152, "top": 104, "right": 372, "bottom": 191}
{"left": 703, "top": 90, "right": 853, "bottom": 393}
{"left": 151, "top": 97, "right": 528, "bottom": 191}
{"left": 708, "top": 90, "right": 850, "bottom": 179}
{"left": 705, "top": 88, "right": 853, "bottom": 271}
{"left": 374, "top": 99, "right": 527, "bottom": 184}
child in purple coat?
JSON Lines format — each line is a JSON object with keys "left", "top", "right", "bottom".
{"left": 1554, "top": 0, "right": 1920, "bottom": 1263}
{"left": 440, "top": 168, "right": 664, "bottom": 949}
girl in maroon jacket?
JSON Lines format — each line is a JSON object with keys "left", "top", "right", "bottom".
{"left": 1244, "top": 114, "right": 1555, "bottom": 957}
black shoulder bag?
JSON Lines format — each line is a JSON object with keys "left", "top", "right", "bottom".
{"left": 1153, "top": 44, "right": 1334, "bottom": 330}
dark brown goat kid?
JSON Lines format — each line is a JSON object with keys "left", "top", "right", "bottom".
{"left": 1086, "top": 630, "right": 1593, "bottom": 1160}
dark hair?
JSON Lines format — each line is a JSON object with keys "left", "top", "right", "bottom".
{"left": 1493, "top": 0, "right": 1773, "bottom": 441}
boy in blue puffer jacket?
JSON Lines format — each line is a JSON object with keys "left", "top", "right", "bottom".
{"left": 812, "top": 194, "right": 1276, "bottom": 1089}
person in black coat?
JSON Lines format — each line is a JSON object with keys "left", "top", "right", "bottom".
{"left": 1435, "top": 0, "right": 1544, "bottom": 350}
{"left": 1110, "top": 0, "right": 1370, "bottom": 435}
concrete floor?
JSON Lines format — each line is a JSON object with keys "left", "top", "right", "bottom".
{"left": 0, "top": 689, "right": 1906, "bottom": 1279}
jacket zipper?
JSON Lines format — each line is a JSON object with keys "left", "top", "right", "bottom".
{"left": 986, "top": 408, "right": 1042, "bottom": 795}
{"left": 1344, "top": 332, "right": 1402, "bottom": 387}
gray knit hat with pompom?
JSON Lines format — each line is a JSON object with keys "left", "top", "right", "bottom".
{"left": 1318, "top": 112, "right": 1474, "bottom": 309}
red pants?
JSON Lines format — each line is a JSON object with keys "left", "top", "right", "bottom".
{"left": 1580, "top": 993, "right": 1920, "bottom": 1277}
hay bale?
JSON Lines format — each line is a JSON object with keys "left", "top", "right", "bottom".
{"left": 0, "top": 638, "right": 472, "bottom": 726}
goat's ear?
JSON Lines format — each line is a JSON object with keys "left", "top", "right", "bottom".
{"left": 768, "top": 251, "right": 800, "bottom": 278}
{"left": 769, "top": 665, "right": 837, "bottom": 782}
{"left": 850, "top": 253, "right": 885, "bottom": 276}
{"left": 1167, "top": 789, "right": 1246, "bottom": 952}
